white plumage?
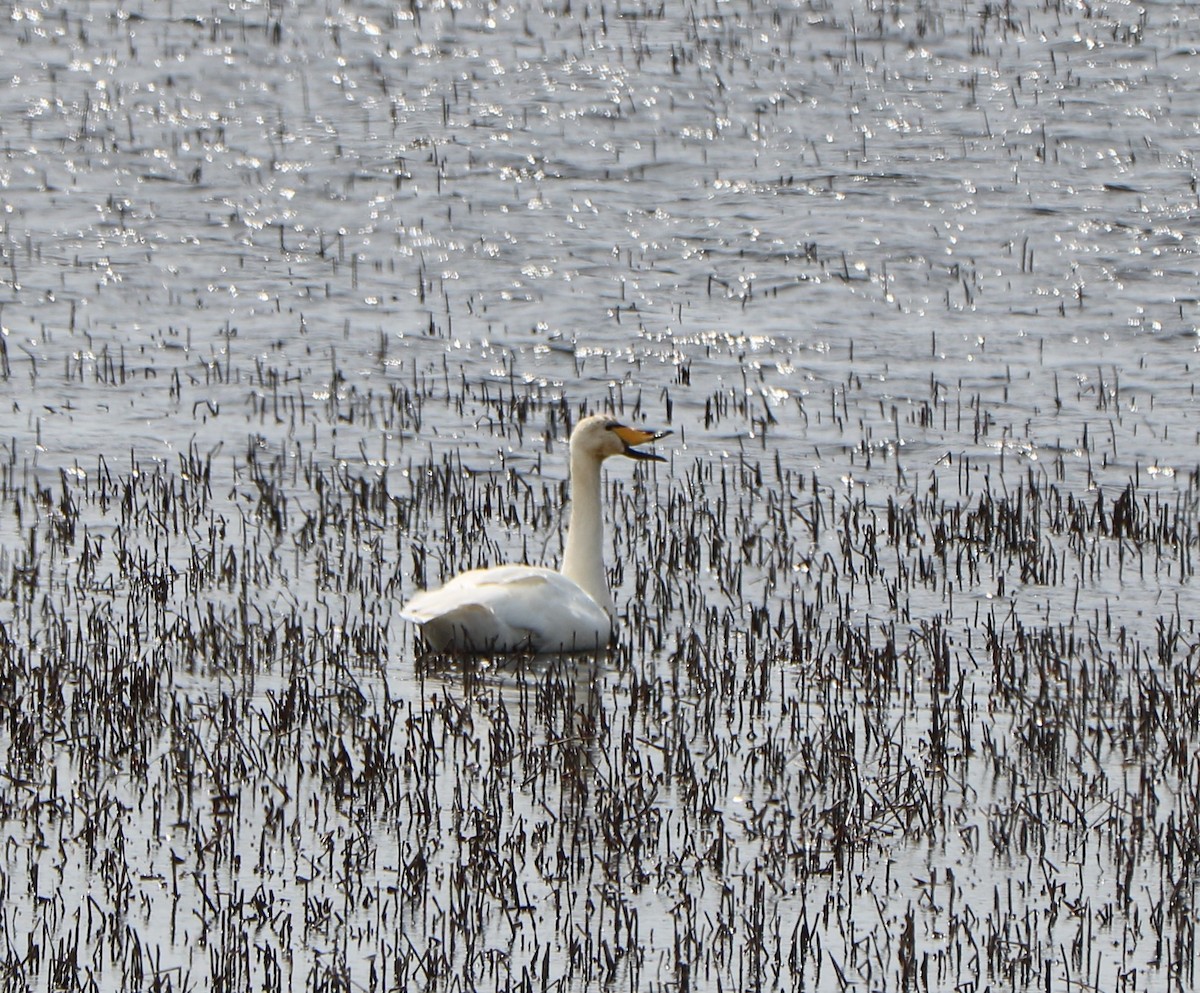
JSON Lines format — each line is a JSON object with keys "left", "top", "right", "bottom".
{"left": 400, "top": 414, "right": 668, "bottom": 654}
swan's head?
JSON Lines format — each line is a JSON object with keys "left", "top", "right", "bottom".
{"left": 570, "top": 414, "right": 670, "bottom": 463}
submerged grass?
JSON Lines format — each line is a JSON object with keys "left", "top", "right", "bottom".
{"left": 2, "top": 350, "right": 1200, "bottom": 991}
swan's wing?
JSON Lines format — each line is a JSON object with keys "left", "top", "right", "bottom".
{"left": 400, "top": 566, "right": 559, "bottom": 622}
{"left": 401, "top": 566, "right": 611, "bottom": 653}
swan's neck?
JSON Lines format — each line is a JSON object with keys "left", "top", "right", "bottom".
{"left": 560, "top": 452, "right": 613, "bottom": 615}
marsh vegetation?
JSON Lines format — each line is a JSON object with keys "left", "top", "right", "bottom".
{"left": 2, "top": 0, "right": 1200, "bottom": 990}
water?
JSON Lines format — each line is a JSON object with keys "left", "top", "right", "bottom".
{"left": 3, "top": 1, "right": 1200, "bottom": 990}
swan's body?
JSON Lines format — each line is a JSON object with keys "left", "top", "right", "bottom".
{"left": 400, "top": 565, "right": 612, "bottom": 653}
{"left": 401, "top": 415, "right": 668, "bottom": 654}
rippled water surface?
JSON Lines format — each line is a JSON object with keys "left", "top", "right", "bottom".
{"left": 3, "top": 1, "right": 1200, "bottom": 990}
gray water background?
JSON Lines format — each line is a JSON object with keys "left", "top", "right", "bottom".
{"left": 3, "top": 1, "right": 1200, "bottom": 990}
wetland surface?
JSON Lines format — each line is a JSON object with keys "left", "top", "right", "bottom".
{"left": 3, "top": 1, "right": 1200, "bottom": 990}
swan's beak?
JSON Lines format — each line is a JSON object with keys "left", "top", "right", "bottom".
{"left": 612, "top": 424, "right": 671, "bottom": 461}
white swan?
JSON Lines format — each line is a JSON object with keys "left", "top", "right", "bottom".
{"left": 400, "top": 414, "right": 669, "bottom": 654}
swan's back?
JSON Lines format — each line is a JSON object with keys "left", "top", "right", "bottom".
{"left": 400, "top": 565, "right": 612, "bottom": 654}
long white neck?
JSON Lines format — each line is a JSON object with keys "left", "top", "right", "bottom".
{"left": 560, "top": 451, "right": 614, "bottom": 615}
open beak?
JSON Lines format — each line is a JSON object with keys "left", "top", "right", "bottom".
{"left": 611, "top": 424, "right": 671, "bottom": 462}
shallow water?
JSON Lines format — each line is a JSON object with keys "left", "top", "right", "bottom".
{"left": 3, "top": 1, "right": 1200, "bottom": 990}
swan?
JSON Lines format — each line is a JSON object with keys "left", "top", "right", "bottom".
{"left": 400, "top": 414, "right": 669, "bottom": 654}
